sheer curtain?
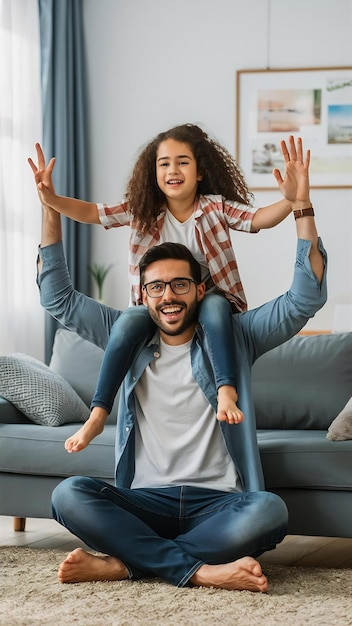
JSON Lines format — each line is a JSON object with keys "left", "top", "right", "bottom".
{"left": 0, "top": 0, "right": 44, "bottom": 359}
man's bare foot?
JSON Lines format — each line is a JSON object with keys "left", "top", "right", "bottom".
{"left": 58, "top": 548, "right": 129, "bottom": 583}
{"left": 217, "top": 385, "right": 245, "bottom": 424}
{"left": 190, "top": 556, "right": 268, "bottom": 592}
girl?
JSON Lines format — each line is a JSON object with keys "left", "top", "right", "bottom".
{"left": 30, "top": 124, "right": 294, "bottom": 452}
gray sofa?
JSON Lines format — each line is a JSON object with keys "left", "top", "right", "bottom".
{"left": 1, "top": 328, "right": 351, "bottom": 537}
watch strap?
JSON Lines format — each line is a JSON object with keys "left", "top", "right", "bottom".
{"left": 293, "top": 207, "right": 315, "bottom": 220}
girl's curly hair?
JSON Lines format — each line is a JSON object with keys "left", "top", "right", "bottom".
{"left": 126, "top": 123, "right": 253, "bottom": 233}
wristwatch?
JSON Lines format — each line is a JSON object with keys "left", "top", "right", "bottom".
{"left": 293, "top": 207, "right": 315, "bottom": 220}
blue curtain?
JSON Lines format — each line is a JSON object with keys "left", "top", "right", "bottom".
{"left": 38, "top": 0, "right": 91, "bottom": 363}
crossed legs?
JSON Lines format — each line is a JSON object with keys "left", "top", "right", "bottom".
{"left": 52, "top": 477, "right": 288, "bottom": 591}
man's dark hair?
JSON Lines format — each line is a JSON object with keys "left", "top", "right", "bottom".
{"left": 139, "top": 242, "right": 202, "bottom": 286}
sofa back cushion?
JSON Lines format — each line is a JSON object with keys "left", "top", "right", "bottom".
{"left": 49, "top": 329, "right": 119, "bottom": 424}
{"left": 252, "top": 332, "right": 352, "bottom": 429}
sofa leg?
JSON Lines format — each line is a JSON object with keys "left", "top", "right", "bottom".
{"left": 13, "top": 517, "right": 26, "bottom": 532}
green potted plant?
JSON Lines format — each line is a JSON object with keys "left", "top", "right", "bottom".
{"left": 88, "top": 262, "right": 113, "bottom": 303}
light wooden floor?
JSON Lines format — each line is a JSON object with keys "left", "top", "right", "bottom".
{"left": 1, "top": 516, "right": 352, "bottom": 568}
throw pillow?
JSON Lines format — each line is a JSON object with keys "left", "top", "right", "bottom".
{"left": 327, "top": 397, "right": 352, "bottom": 441}
{"left": 0, "top": 353, "right": 90, "bottom": 426}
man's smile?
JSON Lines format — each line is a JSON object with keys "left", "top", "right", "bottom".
{"left": 157, "top": 302, "right": 185, "bottom": 321}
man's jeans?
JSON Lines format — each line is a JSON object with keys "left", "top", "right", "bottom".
{"left": 52, "top": 477, "right": 288, "bottom": 587}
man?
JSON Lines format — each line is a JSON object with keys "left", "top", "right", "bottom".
{"left": 36, "top": 137, "right": 326, "bottom": 592}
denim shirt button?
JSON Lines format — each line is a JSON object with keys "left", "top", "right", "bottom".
{"left": 154, "top": 351, "right": 160, "bottom": 358}
{"left": 125, "top": 427, "right": 129, "bottom": 432}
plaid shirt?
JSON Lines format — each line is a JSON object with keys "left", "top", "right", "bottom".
{"left": 98, "top": 194, "right": 257, "bottom": 312}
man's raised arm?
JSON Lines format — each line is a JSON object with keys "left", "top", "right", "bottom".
{"left": 273, "top": 135, "right": 324, "bottom": 283}
{"left": 241, "top": 136, "right": 327, "bottom": 360}
{"left": 41, "top": 205, "right": 62, "bottom": 248}
{"left": 36, "top": 187, "right": 120, "bottom": 353}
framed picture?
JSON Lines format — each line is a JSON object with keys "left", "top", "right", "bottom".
{"left": 236, "top": 67, "right": 352, "bottom": 189}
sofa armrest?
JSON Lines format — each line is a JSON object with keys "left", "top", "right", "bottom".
{"left": 0, "top": 396, "right": 32, "bottom": 425}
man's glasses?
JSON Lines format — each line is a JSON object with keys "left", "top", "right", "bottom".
{"left": 142, "top": 278, "right": 198, "bottom": 298}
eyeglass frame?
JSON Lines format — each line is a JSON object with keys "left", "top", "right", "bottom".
{"left": 142, "top": 277, "right": 198, "bottom": 298}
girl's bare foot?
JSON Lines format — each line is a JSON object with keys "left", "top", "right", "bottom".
{"left": 65, "top": 408, "right": 107, "bottom": 452}
{"left": 58, "top": 548, "right": 129, "bottom": 583}
{"left": 190, "top": 556, "right": 268, "bottom": 592}
{"left": 65, "top": 425, "right": 93, "bottom": 453}
{"left": 217, "top": 385, "right": 245, "bottom": 424}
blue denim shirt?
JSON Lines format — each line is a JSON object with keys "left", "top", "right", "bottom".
{"left": 37, "top": 238, "right": 327, "bottom": 492}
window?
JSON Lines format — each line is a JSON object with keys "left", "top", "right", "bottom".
{"left": 0, "top": 0, "right": 44, "bottom": 358}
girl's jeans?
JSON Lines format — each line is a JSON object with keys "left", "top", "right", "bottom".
{"left": 91, "top": 294, "right": 237, "bottom": 413}
{"left": 52, "top": 477, "right": 288, "bottom": 587}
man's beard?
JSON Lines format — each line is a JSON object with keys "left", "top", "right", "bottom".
{"left": 148, "top": 299, "right": 200, "bottom": 336}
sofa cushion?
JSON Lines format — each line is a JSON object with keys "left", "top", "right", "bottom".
{"left": 49, "top": 329, "right": 119, "bottom": 424}
{"left": 252, "top": 332, "right": 352, "bottom": 430}
{"left": 0, "top": 354, "right": 89, "bottom": 426}
{"left": 0, "top": 396, "right": 31, "bottom": 425}
{"left": 0, "top": 422, "right": 115, "bottom": 479}
{"left": 258, "top": 430, "right": 352, "bottom": 491}
{"left": 327, "top": 397, "right": 352, "bottom": 441}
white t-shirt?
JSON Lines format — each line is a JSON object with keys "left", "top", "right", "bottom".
{"left": 159, "top": 209, "right": 210, "bottom": 285}
{"left": 131, "top": 338, "right": 241, "bottom": 492}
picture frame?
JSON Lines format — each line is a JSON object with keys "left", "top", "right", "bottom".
{"left": 236, "top": 67, "right": 352, "bottom": 189}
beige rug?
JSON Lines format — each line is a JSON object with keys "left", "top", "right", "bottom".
{"left": 1, "top": 547, "right": 352, "bottom": 626}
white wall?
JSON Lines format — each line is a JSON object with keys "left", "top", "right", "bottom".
{"left": 83, "top": 0, "right": 352, "bottom": 330}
